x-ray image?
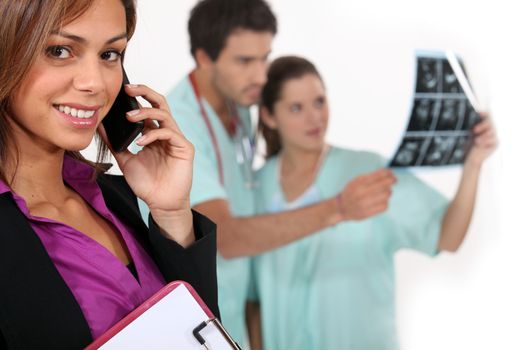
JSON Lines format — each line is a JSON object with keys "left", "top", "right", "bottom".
{"left": 392, "top": 138, "right": 425, "bottom": 166}
{"left": 416, "top": 58, "right": 439, "bottom": 93}
{"left": 461, "top": 105, "right": 481, "bottom": 130}
{"left": 422, "top": 136, "right": 456, "bottom": 166}
{"left": 448, "top": 136, "right": 472, "bottom": 164}
{"left": 408, "top": 99, "right": 438, "bottom": 131}
{"left": 390, "top": 50, "right": 481, "bottom": 167}
{"left": 442, "top": 60, "right": 463, "bottom": 93}
{"left": 436, "top": 99, "right": 466, "bottom": 130}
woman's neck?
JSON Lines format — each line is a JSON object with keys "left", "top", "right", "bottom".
{"left": 278, "top": 144, "right": 328, "bottom": 203}
{"left": 7, "top": 149, "right": 69, "bottom": 206}
{"left": 280, "top": 145, "right": 326, "bottom": 176}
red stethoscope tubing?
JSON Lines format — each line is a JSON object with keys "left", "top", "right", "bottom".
{"left": 188, "top": 72, "right": 225, "bottom": 185}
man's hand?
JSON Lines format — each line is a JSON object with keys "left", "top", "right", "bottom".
{"left": 338, "top": 168, "right": 396, "bottom": 220}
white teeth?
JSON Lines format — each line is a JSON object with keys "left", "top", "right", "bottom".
{"left": 56, "top": 105, "right": 96, "bottom": 119}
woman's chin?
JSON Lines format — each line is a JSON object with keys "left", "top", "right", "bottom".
{"left": 63, "top": 139, "right": 95, "bottom": 152}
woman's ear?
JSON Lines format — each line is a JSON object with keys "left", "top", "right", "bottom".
{"left": 260, "top": 106, "right": 278, "bottom": 130}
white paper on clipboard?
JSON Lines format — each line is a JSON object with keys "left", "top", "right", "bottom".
{"left": 85, "top": 281, "right": 239, "bottom": 350}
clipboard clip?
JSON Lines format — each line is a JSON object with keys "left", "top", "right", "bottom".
{"left": 192, "top": 318, "right": 242, "bottom": 349}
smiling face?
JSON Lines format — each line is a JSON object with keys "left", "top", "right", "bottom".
{"left": 8, "top": 0, "right": 127, "bottom": 154}
{"left": 209, "top": 29, "right": 273, "bottom": 107}
{"left": 263, "top": 73, "right": 329, "bottom": 154}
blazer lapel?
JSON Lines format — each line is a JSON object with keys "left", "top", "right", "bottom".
{"left": 0, "top": 174, "right": 149, "bottom": 349}
{"left": 0, "top": 193, "right": 92, "bottom": 349}
{"left": 97, "top": 174, "right": 150, "bottom": 246}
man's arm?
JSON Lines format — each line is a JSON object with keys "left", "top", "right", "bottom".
{"left": 194, "top": 197, "right": 338, "bottom": 258}
{"left": 194, "top": 168, "right": 396, "bottom": 258}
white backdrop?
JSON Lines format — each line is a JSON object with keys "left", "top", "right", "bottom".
{"left": 84, "top": 0, "right": 524, "bottom": 348}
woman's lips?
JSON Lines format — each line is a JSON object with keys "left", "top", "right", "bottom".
{"left": 306, "top": 128, "right": 323, "bottom": 137}
{"left": 53, "top": 104, "right": 100, "bottom": 129}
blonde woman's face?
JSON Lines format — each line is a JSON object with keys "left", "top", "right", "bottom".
{"left": 10, "top": 0, "right": 127, "bottom": 153}
{"left": 270, "top": 74, "right": 329, "bottom": 153}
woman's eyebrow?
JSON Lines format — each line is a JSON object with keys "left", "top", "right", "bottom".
{"left": 50, "top": 30, "right": 127, "bottom": 44}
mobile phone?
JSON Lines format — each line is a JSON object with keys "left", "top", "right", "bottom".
{"left": 102, "top": 70, "right": 144, "bottom": 152}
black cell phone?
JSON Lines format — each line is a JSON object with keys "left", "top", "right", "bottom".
{"left": 102, "top": 70, "right": 144, "bottom": 152}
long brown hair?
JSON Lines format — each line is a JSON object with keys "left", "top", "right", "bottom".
{"left": 259, "top": 56, "right": 323, "bottom": 158}
{"left": 0, "top": 0, "right": 136, "bottom": 184}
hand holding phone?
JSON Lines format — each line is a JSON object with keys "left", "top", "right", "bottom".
{"left": 102, "top": 70, "right": 144, "bottom": 152}
{"left": 105, "top": 81, "right": 196, "bottom": 241}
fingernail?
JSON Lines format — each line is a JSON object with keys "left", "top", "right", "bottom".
{"left": 126, "top": 84, "right": 139, "bottom": 88}
{"left": 127, "top": 109, "right": 140, "bottom": 116}
{"left": 136, "top": 135, "right": 146, "bottom": 144}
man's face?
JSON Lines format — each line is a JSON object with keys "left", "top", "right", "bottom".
{"left": 211, "top": 29, "right": 273, "bottom": 107}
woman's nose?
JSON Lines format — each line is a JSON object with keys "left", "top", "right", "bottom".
{"left": 308, "top": 108, "right": 323, "bottom": 123}
{"left": 73, "top": 59, "right": 106, "bottom": 95}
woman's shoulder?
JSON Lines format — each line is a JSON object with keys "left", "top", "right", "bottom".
{"left": 313, "top": 146, "right": 388, "bottom": 195}
{"left": 255, "top": 156, "right": 280, "bottom": 194}
{"left": 327, "top": 145, "right": 386, "bottom": 169}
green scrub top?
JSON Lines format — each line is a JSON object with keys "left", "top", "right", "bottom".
{"left": 137, "top": 75, "right": 256, "bottom": 348}
{"left": 253, "top": 146, "right": 448, "bottom": 350}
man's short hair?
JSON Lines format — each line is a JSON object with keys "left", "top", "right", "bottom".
{"left": 189, "top": 0, "right": 277, "bottom": 61}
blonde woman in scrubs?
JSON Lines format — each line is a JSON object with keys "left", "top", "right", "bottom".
{"left": 251, "top": 56, "right": 497, "bottom": 350}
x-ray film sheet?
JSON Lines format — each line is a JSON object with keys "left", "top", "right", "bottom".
{"left": 390, "top": 50, "right": 481, "bottom": 167}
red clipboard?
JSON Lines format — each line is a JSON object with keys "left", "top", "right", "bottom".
{"left": 85, "top": 280, "right": 240, "bottom": 349}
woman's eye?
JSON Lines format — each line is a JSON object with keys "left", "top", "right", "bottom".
{"left": 101, "top": 50, "right": 122, "bottom": 62}
{"left": 314, "top": 97, "right": 325, "bottom": 109}
{"left": 290, "top": 104, "right": 302, "bottom": 113}
{"left": 46, "top": 46, "right": 72, "bottom": 59}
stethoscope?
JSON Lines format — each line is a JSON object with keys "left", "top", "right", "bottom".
{"left": 188, "top": 72, "right": 257, "bottom": 189}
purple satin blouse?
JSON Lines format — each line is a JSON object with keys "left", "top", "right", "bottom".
{"left": 0, "top": 156, "right": 165, "bottom": 338}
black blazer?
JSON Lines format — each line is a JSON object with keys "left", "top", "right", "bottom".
{"left": 0, "top": 174, "right": 218, "bottom": 349}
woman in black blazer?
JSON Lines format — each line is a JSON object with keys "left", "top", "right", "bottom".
{"left": 0, "top": 0, "right": 218, "bottom": 349}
